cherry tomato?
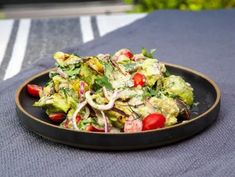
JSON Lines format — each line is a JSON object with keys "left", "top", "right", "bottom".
{"left": 48, "top": 113, "right": 65, "bottom": 123}
{"left": 86, "top": 125, "right": 95, "bottom": 131}
{"left": 133, "top": 73, "right": 145, "bottom": 87}
{"left": 142, "top": 113, "right": 166, "bottom": 131}
{"left": 76, "top": 115, "right": 81, "bottom": 124}
{"left": 85, "top": 124, "right": 104, "bottom": 132}
{"left": 27, "top": 84, "right": 42, "bottom": 97}
{"left": 115, "top": 48, "right": 133, "bottom": 59}
{"left": 122, "top": 49, "right": 133, "bottom": 59}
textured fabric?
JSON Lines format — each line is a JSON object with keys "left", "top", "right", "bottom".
{"left": 0, "top": 14, "right": 146, "bottom": 81}
{"left": 1, "top": 10, "right": 235, "bottom": 177}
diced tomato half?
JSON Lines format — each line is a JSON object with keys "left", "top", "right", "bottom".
{"left": 48, "top": 113, "right": 65, "bottom": 123}
{"left": 27, "top": 84, "right": 42, "bottom": 97}
{"left": 133, "top": 73, "right": 145, "bottom": 87}
{"left": 115, "top": 48, "right": 133, "bottom": 59}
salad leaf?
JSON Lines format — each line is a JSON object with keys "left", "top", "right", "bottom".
{"left": 86, "top": 57, "right": 104, "bottom": 73}
{"left": 78, "top": 118, "right": 96, "bottom": 130}
{"left": 80, "top": 64, "right": 97, "bottom": 86}
{"left": 104, "top": 62, "right": 114, "bottom": 78}
{"left": 34, "top": 93, "right": 71, "bottom": 113}
{"left": 142, "top": 86, "right": 157, "bottom": 99}
{"left": 93, "top": 75, "right": 113, "bottom": 91}
{"left": 141, "top": 48, "right": 156, "bottom": 58}
{"left": 64, "top": 67, "right": 80, "bottom": 77}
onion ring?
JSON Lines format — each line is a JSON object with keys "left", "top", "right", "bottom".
{"left": 85, "top": 90, "right": 119, "bottom": 110}
{"left": 72, "top": 100, "right": 87, "bottom": 130}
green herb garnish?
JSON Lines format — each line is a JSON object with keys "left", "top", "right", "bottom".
{"left": 141, "top": 48, "right": 156, "bottom": 58}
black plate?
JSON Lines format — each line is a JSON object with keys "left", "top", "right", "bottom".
{"left": 15, "top": 63, "right": 221, "bottom": 150}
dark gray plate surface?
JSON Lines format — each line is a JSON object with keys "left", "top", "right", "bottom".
{"left": 16, "top": 63, "right": 221, "bottom": 150}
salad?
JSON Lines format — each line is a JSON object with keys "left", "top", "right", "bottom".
{"left": 27, "top": 48, "right": 194, "bottom": 133}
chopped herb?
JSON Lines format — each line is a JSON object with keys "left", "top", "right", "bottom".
{"left": 78, "top": 118, "right": 96, "bottom": 130}
{"left": 44, "top": 80, "right": 52, "bottom": 87}
{"left": 142, "top": 86, "right": 157, "bottom": 99}
{"left": 164, "top": 70, "right": 171, "bottom": 77}
{"left": 93, "top": 75, "right": 113, "bottom": 91}
{"left": 60, "top": 87, "right": 70, "bottom": 99}
{"left": 127, "top": 103, "right": 141, "bottom": 119}
{"left": 49, "top": 71, "right": 59, "bottom": 78}
{"left": 141, "top": 48, "right": 156, "bottom": 58}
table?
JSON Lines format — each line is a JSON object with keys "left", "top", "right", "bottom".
{"left": 0, "top": 13, "right": 146, "bottom": 81}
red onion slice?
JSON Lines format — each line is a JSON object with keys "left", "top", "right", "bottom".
{"left": 79, "top": 81, "right": 85, "bottom": 97}
{"left": 72, "top": 100, "right": 87, "bottom": 130}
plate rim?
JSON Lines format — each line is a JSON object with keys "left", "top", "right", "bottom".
{"left": 15, "top": 62, "right": 221, "bottom": 135}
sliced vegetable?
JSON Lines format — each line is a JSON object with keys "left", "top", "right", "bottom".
{"left": 72, "top": 100, "right": 87, "bottom": 130}
{"left": 76, "top": 115, "right": 81, "bottom": 124}
{"left": 79, "top": 63, "right": 97, "bottom": 86}
{"left": 141, "top": 48, "right": 156, "bottom": 58}
{"left": 116, "top": 55, "right": 131, "bottom": 64}
{"left": 115, "top": 48, "right": 133, "bottom": 59}
{"left": 48, "top": 113, "right": 65, "bottom": 123}
{"left": 27, "top": 84, "right": 42, "bottom": 97}
{"left": 85, "top": 124, "right": 105, "bottom": 132}
{"left": 79, "top": 81, "right": 85, "bottom": 97}
{"left": 85, "top": 124, "right": 95, "bottom": 131}
{"left": 86, "top": 56, "right": 104, "bottom": 73}
{"left": 93, "top": 75, "right": 113, "bottom": 91}
{"left": 101, "top": 111, "right": 108, "bottom": 133}
{"left": 162, "top": 75, "right": 194, "bottom": 106}
{"left": 133, "top": 73, "right": 145, "bottom": 87}
{"left": 142, "top": 113, "right": 166, "bottom": 131}
{"left": 85, "top": 90, "right": 119, "bottom": 110}
{"left": 175, "top": 98, "right": 190, "bottom": 120}
{"left": 141, "top": 59, "right": 164, "bottom": 86}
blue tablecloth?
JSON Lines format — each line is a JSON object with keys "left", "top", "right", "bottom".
{"left": 0, "top": 14, "right": 146, "bottom": 81}
{"left": 1, "top": 10, "right": 235, "bottom": 177}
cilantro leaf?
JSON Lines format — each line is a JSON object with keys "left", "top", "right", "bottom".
{"left": 93, "top": 75, "right": 113, "bottom": 91}
{"left": 141, "top": 48, "right": 156, "bottom": 58}
{"left": 142, "top": 86, "right": 157, "bottom": 99}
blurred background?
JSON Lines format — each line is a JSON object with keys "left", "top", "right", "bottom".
{"left": 0, "top": 0, "right": 235, "bottom": 19}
